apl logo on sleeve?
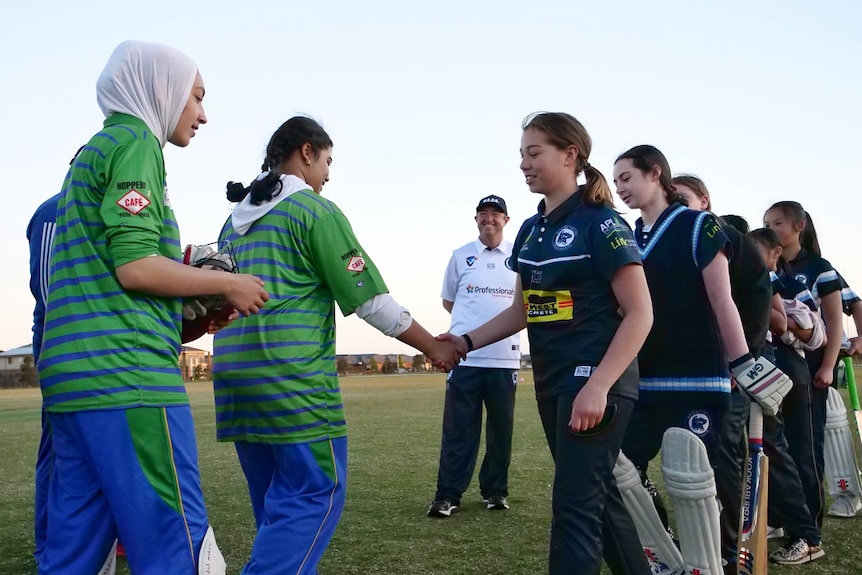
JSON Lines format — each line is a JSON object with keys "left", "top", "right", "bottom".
{"left": 117, "top": 190, "right": 151, "bottom": 215}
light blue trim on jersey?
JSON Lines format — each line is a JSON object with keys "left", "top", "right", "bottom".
{"left": 816, "top": 270, "right": 839, "bottom": 286}
{"left": 518, "top": 253, "right": 591, "bottom": 266}
{"left": 690, "top": 211, "right": 710, "bottom": 267}
{"left": 640, "top": 377, "right": 732, "bottom": 393}
{"left": 638, "top": 205, "right": 688, "bottom": 260}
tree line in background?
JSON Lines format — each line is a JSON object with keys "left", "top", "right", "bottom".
{"left": 336, "top": 354, "right": 430, "bottom": 375}
{"left": 0, "top": 353, "right": 432, "bottom": 389}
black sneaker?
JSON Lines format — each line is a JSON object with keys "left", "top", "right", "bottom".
{"left": 427, "top": 499, "right": 459, "bottom": 518}
{"left": 484, "top": 495, "right": 510, "bottom": 510}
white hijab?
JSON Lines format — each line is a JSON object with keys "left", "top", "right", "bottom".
{"left": 96, "top": 40, "right": 198, "bottom": 148}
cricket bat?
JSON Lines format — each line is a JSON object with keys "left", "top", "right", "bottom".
{"left": 844, "top": 356, "right": 862, "bottom": 439}
{"left": 738, "top": 402, "right": 768, "bottom": 575}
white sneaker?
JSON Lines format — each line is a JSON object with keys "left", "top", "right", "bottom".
{"left": 766, "top": 525, "right": 784, "bottom": 540}
{"left": 769, "top": 538, "right": 825, "bottom": 565}
{"left": 827, "top": 493, "right": 861, "bottom": 517}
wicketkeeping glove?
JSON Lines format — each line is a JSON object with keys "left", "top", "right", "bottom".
{"left": 181, "top": 243, "right": 237, "bottom": 321}
{"left": 730, "top": 354, "right": 793, "bottom": 416}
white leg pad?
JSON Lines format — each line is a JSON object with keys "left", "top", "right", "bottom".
{"left": 825, "top": 388, "right": 862, "bottom": 516}
{"left": 661, "top": 428, "right": 722, "bottom": 575}
{"left": 97, "top": 539, "right": 117, "bottom": 575}
{"left": 198, "top": 526, "right": 226, "bottom": 575}
{"left": 614, "top": 451, "right": 684, "bottom": 574}
{"left": 824, "top": 388, "right": 862, "bottom": 496}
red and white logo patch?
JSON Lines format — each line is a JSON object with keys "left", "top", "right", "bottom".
{"left": 346, "top": 256, "right": 366, "bottom": 273}
{"left": 117, "top": 190, "right": 151, "bottom": 215}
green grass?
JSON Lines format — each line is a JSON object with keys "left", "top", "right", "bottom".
{"left": 1, "top": 375, "right": 861, "bottom": 574}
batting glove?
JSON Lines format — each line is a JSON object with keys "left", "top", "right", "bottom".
{"left": 181, "top": 243, "right": 237, "bottom": 320}
{"left": 730, "top": 354, "right": 792, "bottom": 416}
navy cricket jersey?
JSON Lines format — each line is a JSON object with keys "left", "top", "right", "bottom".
{"left": 775, "top": 270, "right": 817, "bottom": 312}
{"left": 510, "top": 188, "right": 642, "bottom": 400}
{"left": 769, "top": 271, "right": 783, "bottom": 297}
{"left": 773, "top": 270, "right": 818, "bottom": 387}
{"left": 836, "top": 271, "right": 860, "bottom": 316}
{"left": 634, "top": 202, "right": 732, "bottom": 408}
{"left": 782, "top": 249, "right": 841, "bottom": 374}
{"left": 723, "top": 224, "right": 771, "bottom": 357}
{"left": 781, "top": 249, "right": 840, "bottom": 313}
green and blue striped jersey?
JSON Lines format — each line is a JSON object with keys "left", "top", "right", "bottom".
{"left": 213, "top": 187, "right": 388, "bottom": 444}
{"left": 40, "top": 114, "right": 187, "bottom": 412}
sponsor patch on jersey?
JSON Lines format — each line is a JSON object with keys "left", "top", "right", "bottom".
{"left": 523, "top": 289, "right": 573, "bottom": 323}
{"left": 553, "top": 226, "right": 577, "bottom": 251}
{"left": 705, "top": 221, "right": 722, "bottom": 238}
{"left": 117, "top": 181, "right": 147, "bottom": 191}
{"left": 609, "top": 236, "right": 637, "bottom": 250}
{"left": 795, "top": 273, "right": 809, "bottom": 286}
{"left": 346, "top": 256, "right": 366, "bottom": 273}
{"left": 574, "top": 365, "right": 593, "bottom": 377}
{"left": 487, "top": 262, "right": 495, "bottom": 269}
{"left": 530, "top": 269, "right": 542, "bottom": 285}
{"left": 340, "top": 248, "right": 359, "bottom": 261}
{"left": 117, "top": 190, "right": 150, "bottom": 215}
{"left": 466, "top": 255, "right": 476, "bottom": 267}
{"left": 600, "top": 217, "right": 626, "bottom": 237}
{"left": 466, "top": 284, "right": 515, "bottom": 297}
{"left": 686, "top": 411, "right": 711, "bottom": 436}
{"left": 356, "top": 280, "right": 364, "bottom": 288}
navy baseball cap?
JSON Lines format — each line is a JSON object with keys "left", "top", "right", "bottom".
{"left": 476, "top": 195, "right": 507, "bottom": 214}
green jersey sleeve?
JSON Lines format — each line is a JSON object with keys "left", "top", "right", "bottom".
{"left": 100, "top": 136, "right": 166, "bottom": 267}
{"left": 308, "top": 211, "right": 388, "bottom": 316}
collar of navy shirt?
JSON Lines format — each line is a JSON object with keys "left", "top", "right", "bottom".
{"left": 536, "top": 186, "right": 585, "bottom": 223}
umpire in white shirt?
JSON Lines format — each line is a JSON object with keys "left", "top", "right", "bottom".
{"left": 428, "top": 195, "right": 521, "bottom": 517}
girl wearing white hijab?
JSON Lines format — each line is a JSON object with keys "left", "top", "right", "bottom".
{"left": 37, "top": 41, "right": 268, "bottom": 575}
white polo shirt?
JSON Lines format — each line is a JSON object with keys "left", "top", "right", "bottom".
{"left": 441, "top": 238, "right": 521, "bottom": 369}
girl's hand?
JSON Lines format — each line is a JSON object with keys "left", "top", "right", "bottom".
{"left": 569, "top": 383, "right": 608, "bottom": 433}
{"left": 813, "top": 365, "right": 834, "bottom": 388}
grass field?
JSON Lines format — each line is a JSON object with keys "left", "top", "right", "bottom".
{"left": 1, "top": 373, "right": 861, "bottom": 574}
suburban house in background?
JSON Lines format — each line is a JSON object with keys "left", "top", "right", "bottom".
{"left": 0, "top": 344, "right": 34, "bottom": 371}
{"left": 334, "top": 353, "right": 533, "bottom": 374}
{"left": 0, "top": 341, "right": 533, "bottom": 387}
{"left": 336, "top": 354, "right": 428, "bottom": 375}
{"left": 179, "top": 346, "right": 211, "bottom": 381}
{"left": 0, "top": 343, "right": 211, "bottom": 386}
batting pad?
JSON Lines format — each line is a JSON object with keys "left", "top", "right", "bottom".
{"left": 198, "top": 526, "right": 226, "bottom": 575}
{"left": 613, "top": 452, "right": 684, "bottom": 574}
{"left": 661, "top": 428, "right": 722, "bottom": 575}
{"left": 825, "top": 388, "right": 862, "bottom": 515}
{"left": 97, "top": 539, "right": 117, "bottom": 575}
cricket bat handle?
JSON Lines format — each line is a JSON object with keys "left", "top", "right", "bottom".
{"left": 845, "top": 356, "right": 860, "bottom": 411}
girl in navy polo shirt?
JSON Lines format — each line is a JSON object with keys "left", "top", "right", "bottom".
{"left": 749, "top": 227, "right": 825, "bottom": 564}
{"left": 448, "top": 112, "right": 653, "bottom": 575}
{"left": 764, "top": 202, "right": 844, "bottom": 528}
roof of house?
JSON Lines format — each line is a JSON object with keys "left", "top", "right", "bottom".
{"left": 180, "top": 346, "right": 209, "bottom": 354}
{"left": 0, "top": 344, "right": 33, "bottom": 358}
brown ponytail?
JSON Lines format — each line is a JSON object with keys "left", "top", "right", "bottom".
{"left": 582, "top": 163, "right": 613, "bottom": 208}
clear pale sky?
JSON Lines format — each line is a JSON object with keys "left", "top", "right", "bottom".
{"left": 2, "top": 0, "right": 860, "bottom": 356}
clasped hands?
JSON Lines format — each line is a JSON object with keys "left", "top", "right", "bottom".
{"left": 426, "top": 332, "right": 470, "bottom": 372}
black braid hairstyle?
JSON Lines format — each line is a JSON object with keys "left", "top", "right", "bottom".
{"left": 226, "top": 117, "right": 333, "bottom": 205}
